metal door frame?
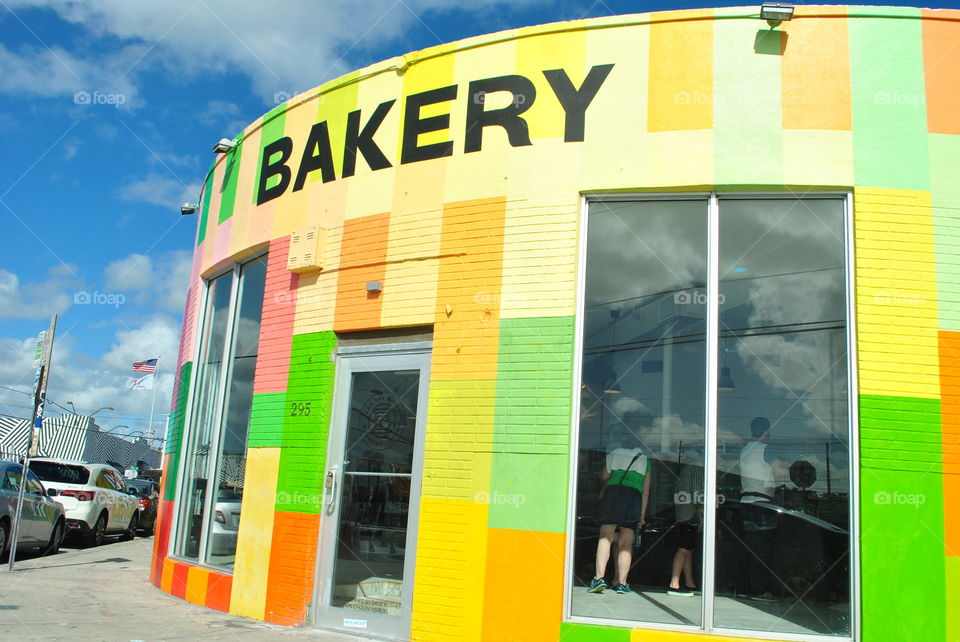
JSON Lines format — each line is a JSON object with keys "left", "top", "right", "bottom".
{"left": 312, "top": 341, "right": 431, "bottom": 640}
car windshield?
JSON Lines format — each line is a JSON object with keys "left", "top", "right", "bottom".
{"left": 218, "top": 487, "right": 242, "bottom": 502}
{"left": 30, "top": 461, "right": 90, "bottom": 485}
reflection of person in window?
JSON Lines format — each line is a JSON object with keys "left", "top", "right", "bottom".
{"left": 667, "top": 453, "right": 704, "bottom": 597}
{"left": 739, "top": 417, "right": 779, "bottom": 503}
{"left": 737, "top": 416, "right": 782, "bottom": 601}
{"left": 587, "top": 444, "right": 651, "bottom": 595}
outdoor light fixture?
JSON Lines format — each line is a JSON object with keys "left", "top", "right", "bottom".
{"left": 212, "top": 138, "right": 236, "bottom": 154}
{"left": 366, "top": 280, "right": 382, "bottom": 293}
{"left": 760, "top": 3, "right": 794, "bottom": 26}
{"left": 180, "top": 202, "right": 199, "bottom": 216}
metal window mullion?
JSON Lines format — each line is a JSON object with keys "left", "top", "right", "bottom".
{"left": 171, "top": 276, "right": 213, "bottom": 557}
{"left": 844, "top": 191, "right": 862, "bottom": 642}
{"left": 197, "top": 264, "right": 242, "bottom": 565}
{"left": 701, "top": 192, "right": 720, "bottom": 632}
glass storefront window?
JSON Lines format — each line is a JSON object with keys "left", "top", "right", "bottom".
{"left": 714, "top": 198, "right": 850, "bottom": 636}
{"left": 174, "top": 255, "right": 267, "bottom": 570}
{"left": 572, "top": 195, "right": 852, "bottom": 638}
{"left": 574, "top": 199, "right": 708, "bottom": 625}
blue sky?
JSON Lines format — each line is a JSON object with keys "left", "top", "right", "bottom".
{"left": 0, "top": 0, "right": 953, "bottom": 439}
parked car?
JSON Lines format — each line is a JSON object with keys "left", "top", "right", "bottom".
{"left": 0, "top": 460, "right": 66, "bottom": 557}
{"left": 125, "top": 479, "right": 160, "bottom": 535}
{"left": 30, "top": 459, "right": 140, "bottom": 546}
{"left": 209, "top": 486, "right": 242, "bottom": 556}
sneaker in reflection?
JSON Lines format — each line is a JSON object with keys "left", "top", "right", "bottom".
{"left": 614, "top": 583, "right": 631, "bottom": 594}
{"left": 667, "top": 586, "right": 694, "bottom": 597}
{"left": 750, "top": 592, "right": 779, "bottom": 602}
{"left": 587, "top": 577, "right": 606, "bottom": 593}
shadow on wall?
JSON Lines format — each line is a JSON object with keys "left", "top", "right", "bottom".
{"left": 755, "top": 29, "right": 788, "bottom": 55}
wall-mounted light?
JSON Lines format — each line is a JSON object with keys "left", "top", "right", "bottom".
{"left": 366, "top": 280, "right": 382, "bottom": 293}
{"left": 760, "top": 3, "right": 794, "bottom": 27}
{"left": 212, "top": 138, "right": 236, "bottom": 154}
{"left": 180, "top": 202, "right": 199, "bottom": 216}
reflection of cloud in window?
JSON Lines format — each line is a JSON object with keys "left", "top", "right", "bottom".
{"left": 735, "top": 269, "right": 847, "bottom": 438}
{"left": 586, "top": 202, "right": 705, "bottom": 307}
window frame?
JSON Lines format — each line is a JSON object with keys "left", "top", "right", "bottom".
{"left": 564, "top": 191, "right": 860, "bottom": 642}
{"left": 169, "top": 251, "right": 267, "bottom": 571}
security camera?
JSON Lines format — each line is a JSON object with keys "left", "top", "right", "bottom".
{"left": 212, "top": 138, "right": 236, "bottom": 154}
{"left": 181, "top": 202, "right": 198, "bottom": 216}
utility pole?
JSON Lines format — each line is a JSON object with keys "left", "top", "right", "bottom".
{"left": 8, "top": 314, "right": 57, "bottom": 571}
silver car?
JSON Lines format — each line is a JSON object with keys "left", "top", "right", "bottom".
{"left": 0, "top": 460, "right": 66, "bottom": 557}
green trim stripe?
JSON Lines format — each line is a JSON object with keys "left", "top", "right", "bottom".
{"left": 217, "top": 137, "right": 243, "bottom": 224}
{"left": 558, "top": 622, "right": 630, "bottom": 642}
{"left": 163, "top": 361, "right": 192, "bottom": 502}
{"left": 196, "top": 169, "right": 214, "bottom": 246}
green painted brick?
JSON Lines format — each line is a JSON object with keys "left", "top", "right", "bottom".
{"left": 929, "top": 134, "right": 960, "bottom": 333}
{"left": 861, "top": 466, "right": 945, "bottom": 642}
{"left": 247, "top": 392, "right": 287, "bottom": 448}
{"left": 251, "top": 106, "right": 287, "bottom": 206}
{"left": 196, "top": 169, "right": 214, "bottom": 246}
{"left": 163, "top": 361, "right": 192, "bottom": 501}
{"left": 713, "top": 15, "right": 783, "bottom": 187}
{"left": 275, "top": 331, "right": 337, "bottom": 514}
{"left": 216, "top": 135, "right": 243, "bottom": 224}
{"left": 487, "top": 452, "right": 568, "bottom": 532}
{"left": 558, "top": 622, "right": 630, "bottom": 642}
{"left": 850, "top": 11, "right": 930, "bottom": 191}
{"left": 860, "top": 394, "right": 942, "bottom": 472}
{"left": 490, "top": 317, "right": 574, "bottom": 531}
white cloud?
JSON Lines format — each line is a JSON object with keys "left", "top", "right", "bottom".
{"left": 3, "top": 0, "right": 538, "bottom": 105}
{"left": 0, "top": 315, "right": 181, "bottom": 438}
{"left": 116, "top": 173, "right": 199, "bottom": 209}
{"left": 104, "top": 253, "right": 152, "bottom": 291}
{"left": 102, "top": 249, "right": 193, "bottom": 312}
{"left": 0, "top": 264, "right": 82, "bottom": 319}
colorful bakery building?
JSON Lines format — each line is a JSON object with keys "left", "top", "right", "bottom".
{"left": 150, "top": 5, "right": 959, "bottom": 642}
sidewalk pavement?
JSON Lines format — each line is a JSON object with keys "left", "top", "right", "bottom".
{"left": 0, "top": 536, "right": 365, "bottom": 641}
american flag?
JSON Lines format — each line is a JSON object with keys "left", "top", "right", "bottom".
{"left": 132, "top": 358, "right": 157, "bottom": 373}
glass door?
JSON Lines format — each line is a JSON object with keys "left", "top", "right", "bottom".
{"left": 314, "top": 346, "right": 430, "bottom": 640}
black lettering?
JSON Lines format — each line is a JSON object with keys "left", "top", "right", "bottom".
{"left": 342, "top": 99, "right": 396, "bottom": 178}
{"left": 464, "top": 75, "right": 536, "bottom": 153}
{"left": 256, "top": 137, "right": 293, "bottom": 205}
{"left": 543, "top": 64, "right": 614, "bottom": 142}
{"left": 293, "top": 121, "right": 336, "bottom": 191}
{"left": 401, "top": 85, "right": 458, "bottom": 164}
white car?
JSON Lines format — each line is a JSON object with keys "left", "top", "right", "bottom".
{"left": 30, "top": 460, "right": 140, "bottom": 546}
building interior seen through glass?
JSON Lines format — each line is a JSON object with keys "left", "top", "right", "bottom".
{"left": 573, "top": 197, "right": 851, "bottom": 638}
{"left": 331, "top": 370, "right": 420, "bottom": 616}
{"left": 176, "top": 256, "right": 267, "bottom": 571}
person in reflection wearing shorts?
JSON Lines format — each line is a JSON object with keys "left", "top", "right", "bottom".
{"left": 667, "top": 451, "right": 705, "bottom": 597}
{"left": 738, "top": 416, "right": 783, "bottom": 602}
{"left": 587, "top": 440, "right": 652, "bottom": 595}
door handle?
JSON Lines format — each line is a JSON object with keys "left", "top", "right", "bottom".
{"left": 324, "top": 468, "right": 337, "bottom": 516}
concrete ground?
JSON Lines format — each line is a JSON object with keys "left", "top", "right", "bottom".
{"left": 0, "top": 535, "right": 365, "bottom": 641}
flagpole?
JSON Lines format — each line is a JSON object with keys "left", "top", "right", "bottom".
{"left": 147, "top": 356, "right": 160, "bottom": 441}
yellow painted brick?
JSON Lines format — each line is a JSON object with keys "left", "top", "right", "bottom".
{"left": 230, "top": 447, "right": 280, "bottom": 619}
{"left": 411, "top": 498, "right": 488, "bottom": 642}
{"left": 854, "top": 187, "right": 939, "bottom": 398}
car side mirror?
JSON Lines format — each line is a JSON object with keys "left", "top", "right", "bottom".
{"left": 46, "top": 488, "right": 58, "bottom": 497}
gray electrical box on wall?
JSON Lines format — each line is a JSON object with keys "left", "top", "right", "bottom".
{"left": 287, "top": 225, "right": 326, "bottom": 272}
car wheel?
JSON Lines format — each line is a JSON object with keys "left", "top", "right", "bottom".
{"left": 120, "top": 512, "right": 138, "bottom": 541}
{"left": 85, "top": 512, "right": 107, "bottom": 547}
{"left": 0, "top": 519, "right": 8, "bottom": 557}
{"left": 45, "top": 519, "right": 64, "bottom": 556}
